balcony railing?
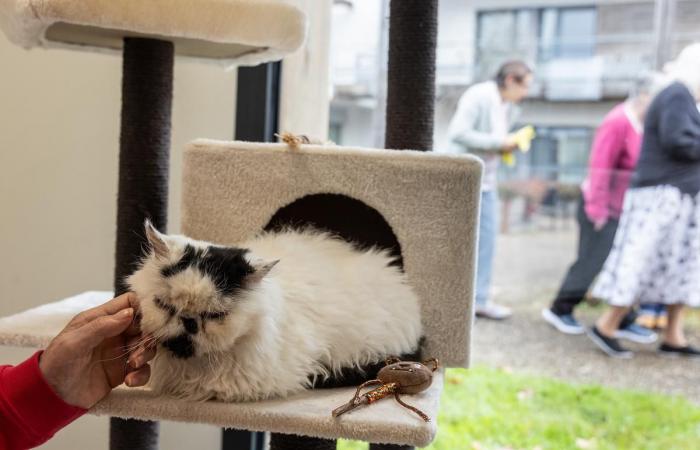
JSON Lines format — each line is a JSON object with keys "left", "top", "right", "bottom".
{"left": 332, "top": 33, "right": 663, "bottom": 102}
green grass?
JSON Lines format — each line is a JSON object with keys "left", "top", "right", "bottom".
{"left": 338, "top": 366, "right": 700, "bottom": 450}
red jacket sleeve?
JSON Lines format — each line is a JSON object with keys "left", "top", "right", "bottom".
{"left": 0, "top": 351, "right": 86, "bottom": 449}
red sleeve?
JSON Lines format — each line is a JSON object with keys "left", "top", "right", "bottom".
{"left": 0, "top": 351, "right": 86, "bottom": 449}
{"left": 584, "top": 116, "right": 625, "bottom": 224}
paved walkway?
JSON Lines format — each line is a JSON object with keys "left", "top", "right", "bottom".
{"left": 470, "top": 229, "right": 700, "bottom": 403}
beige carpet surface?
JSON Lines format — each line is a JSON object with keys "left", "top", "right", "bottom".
{"left": 0, "top": 0, "right": 307, "bottom": 65}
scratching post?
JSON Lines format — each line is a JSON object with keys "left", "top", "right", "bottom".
{"left": 370, "top": 444, "right": 414, "bottom": 450}
{"left": 110, "top": 37, "right": 174, "bottom": 450}
{"left": 380, "top": 2, "right": 438, "bottom": 450}
{"left": 269, "top": 434, "right": 336, "bottom": 450}
{"left": 384, "top": 0, "right": 438, "bottom": 152}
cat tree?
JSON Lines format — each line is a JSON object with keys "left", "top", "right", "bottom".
{"left": 0, "top": 1, "right": 482, "bottom": 449}
{"left": 0, "top": 1, "right": 306, "bottom": 449}
{"left": 0, "top": 140, "right": 481, "bottom": 448}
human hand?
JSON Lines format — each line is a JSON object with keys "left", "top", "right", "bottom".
{"left": 593, "top": 218, "right": 607, "bottom": 231}
{"left": 39, "top": 293, "right": 156, "bottom": 409}
{"left": 501, "top": 136, "right": 518, "bottom": 153}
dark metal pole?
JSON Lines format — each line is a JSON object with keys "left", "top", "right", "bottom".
{"left": 221, "top": 61, "right": 281, "bottom": 450}
{"left": 376, "top": 1, "right": 438, "bottom": 449}
{"left": 110, "top": 37, "right": 174, "bottom": 450}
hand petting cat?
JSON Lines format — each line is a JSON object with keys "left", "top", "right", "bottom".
{"left": 38, "top": 292, "right": 155, "bottom": 409}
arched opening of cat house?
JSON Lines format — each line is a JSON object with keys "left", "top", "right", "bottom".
{"left": 264, "top": 193, "right": 404, "bottom": 269}
{"left": 263, "top": 192, "right": 414, "bottom": 389}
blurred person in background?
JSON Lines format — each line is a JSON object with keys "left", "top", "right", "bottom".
{"left": 542, "top": 77, "right": 654, "bottom": 345}
{"left": 587, "top": 43, "right": 700, "bottom": 358}
{"left": 636, "top": 302, "right": 668, "bottom": 331}
{"left": 446, "top": 60, "right": 533, "bottom": 320}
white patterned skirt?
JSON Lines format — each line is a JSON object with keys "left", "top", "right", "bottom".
{"left": 591, "top": 185, "right": 700, "bottom": 307}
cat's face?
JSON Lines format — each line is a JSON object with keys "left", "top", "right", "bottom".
{"left": 128, "top": 221, "right": 277, "bottom": 360}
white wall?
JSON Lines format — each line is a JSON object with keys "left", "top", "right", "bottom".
{"left": 0, "top": 34, "right": 235, "bottom": 450}
{"left": 279, "top": 0, "right": 331, "bottom": 140}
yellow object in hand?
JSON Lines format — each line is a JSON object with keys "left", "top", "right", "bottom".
{"left": 502, "top": 125, "right": 536, "bottom": 167}
{"left": 502, "top": 152, "right": 516, "bottom": 166}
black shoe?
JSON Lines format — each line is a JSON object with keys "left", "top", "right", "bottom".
{"left": 587, "top": 326, "right": 633, "bottom": 359}
{"left": 658, "top": 343, "right": 700, "bottom": 358}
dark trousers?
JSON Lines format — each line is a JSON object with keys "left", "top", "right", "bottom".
{"left": 551, "top": 198, "right": 634, "bottom": 326}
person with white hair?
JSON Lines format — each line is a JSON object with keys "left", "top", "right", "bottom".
{"left": 587, "top": 43, "right": 700, "bottom": 358}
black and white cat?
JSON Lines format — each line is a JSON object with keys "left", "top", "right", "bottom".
{"left": 129, "top": 221, "right": 423, "bottom": 401}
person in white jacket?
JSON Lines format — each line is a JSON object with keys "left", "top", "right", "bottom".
{"left": 447, "top": 60, "right": 532, "bottom": 320}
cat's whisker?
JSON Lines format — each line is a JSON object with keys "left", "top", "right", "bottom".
{"left": 120, "top": 334, "right": 160, "bottom": 353}
{"left": 92, "top": 330, "right": 168, "bottom": 367}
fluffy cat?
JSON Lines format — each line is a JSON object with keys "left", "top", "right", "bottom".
{"left": 128, "top": 221, "right": 423, "bottom": 402}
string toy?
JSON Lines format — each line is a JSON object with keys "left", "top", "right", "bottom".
{"left": 332, "top": 357, "right": 439, "bottom": 422}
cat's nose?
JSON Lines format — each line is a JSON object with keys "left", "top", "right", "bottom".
{"left": 180, "top": 317, "right": 198, "bottom": 334}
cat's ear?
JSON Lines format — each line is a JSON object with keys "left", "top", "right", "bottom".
{"left": 246, "top": 259, "right": 280, "bottom": 284}
{"left": 144, "top": 219, "right": 169, "bottom": 259}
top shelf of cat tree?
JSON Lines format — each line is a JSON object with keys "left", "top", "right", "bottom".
{"left": 0, "top": 291, "right": 442, "bottom": 447}
{"left": 0, "top": 0, "right": 307, "bottom": 65}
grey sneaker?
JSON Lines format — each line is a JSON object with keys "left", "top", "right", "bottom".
{"left": 614, "top": 323, "right": 658, "bottom": 344}
{"left": 541, "top": 308, "right": 585, "bottom": 335}
{"left": 475, "top": 302, "right": 512, "bottom": 320}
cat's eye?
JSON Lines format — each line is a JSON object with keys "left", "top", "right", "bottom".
{"left": 200, "top": 311, "right": 227, "bottom": 321}
{"left": 154, "top": 297, "right": 176, "bottom": 317}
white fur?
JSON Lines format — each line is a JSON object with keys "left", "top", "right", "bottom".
{"left": 128, "top": 228, "right": 423, "bottom": 402}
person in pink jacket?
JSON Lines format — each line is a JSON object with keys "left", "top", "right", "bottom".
{"left": 542, "top": 78, "right": 654, "bottom": 341}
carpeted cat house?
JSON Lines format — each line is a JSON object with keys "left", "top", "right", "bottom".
{"left": 0, "top": 0, "right": 483, "bottom": 448}
{"left": 0, "top": 140, "right": 482, "bottom": 447}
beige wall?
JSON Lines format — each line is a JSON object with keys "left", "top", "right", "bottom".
{"left": 0, "top": 37, "right": 235, "bottom": 449}
{"left": 0, "top": 3, "right": 329, "bottom": 449}
{"left": 0, "top": 44, "right": 236, "bottom": 316}
{"left": 279, "top": 0, "right": 331, "bottom": 140}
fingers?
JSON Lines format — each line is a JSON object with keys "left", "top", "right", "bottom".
{"left": 72, "top": 308, "right": 134, "bottom": 347}
{"left": 127, "top": 340, "right": 157, "bottom": 369}
{"left": 123, "top": 308, "right": 143, "bottom": 338}
{"left": 124, "top": 336, "right": 156, "bottom": 388}
{"left": 71, "top": 293, "right": 139, "bottom": 328}
{"left": 125, "top": 365, "right": 151, "bottom": 387}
